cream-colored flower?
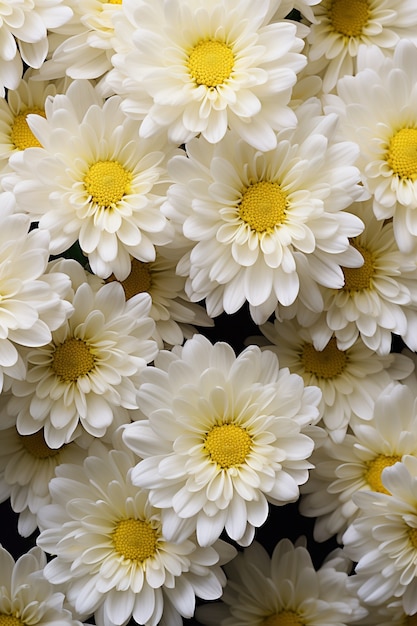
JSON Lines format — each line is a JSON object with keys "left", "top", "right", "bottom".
{"left": 105, "top": 0, "right": 307, "bottom": 150}
{"left": 306, "top": 0, "right": 417, "bottom": 92}
{"left": 300, "top": 383, "right": 417, "bottom": 543}
{"left": 0, "top": 545, "right": 81, "bottom": 626}
{"left": 123, "top": 333, "right": 322, "bottom": 547}
{"left": 197, "top": 538, "right": 365, "bottom": 626}
{"left": 4, "top": 79, "right": 176, "bottom": 281}
{"left": 37, "top": 440, "right": 236, "bottom": 626}
{"left": 164, "top": 98, "right": 364, "bottom": 324}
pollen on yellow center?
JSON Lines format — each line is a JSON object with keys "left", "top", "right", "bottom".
{"left": 51, "top": 337, "right": 96, "bottom": 383}
{"left": 239, "top": 181, "right": 288, "bottom": 233}
{"left": 19, "top": 430, "right": 61, "bottom": 459}
{"left": 205, "top": 423, "right": 252, "bottom": 469}
{"left": 262, "top": 610, "right": 305, "bottom": 626}
{"left": 108, "top": 259, "right": 152, "bottom": 300}
{"left": 365, "top": 454, "right": 401, "bottom": 494}
{"left": 0, "top": 616, "right": 25, "bottom": 626}
{"left": 188, "top": 39, "right": 234, "bottom": 88}
{"left": 342, "top": 241, "right": 374, "bottom": 292}
{"left": 84, "top": 160, "right": 132, "bottom": 208}
{"left": 302, "top": 337, "right": 347, "bottom": 379}
{"left": 112, "top": 518, "right": 158, "bottom": 562}
{"left": 10, "top": 107, "right": 46, "bottom": 150}
{"left": 387, "top": 128, "right": 417, "bottom": 181}
{"left": 328, "top": 0, "right": 370, "bottom": 37}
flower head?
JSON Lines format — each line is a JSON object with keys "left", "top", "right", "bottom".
{"left": 123, "top": 333, "right": 322, "bottom": 547}
{"left": 37, "top": 440, "right": 236, "bottom": 626}
{"left": 164, "top": 98, "right": 364, "bottom": 324}
{"left": 105, "top": 0, "right": 307, "bottom": 150}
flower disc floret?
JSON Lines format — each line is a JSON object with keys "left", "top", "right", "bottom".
{"left": 239, "top": 181, "right": 287, "bottom": 233}
{"left": 188, "top": 40, "right": 234, "bottom": 87}
{"left": 10, "top": 108, "right": 46, "bottom": 150}
{"left": 112, "top": 518, "right": 159, "bottom": 562}
{"left": 329, "top": 0, "right": 370, "bottom": 37}
{"left": 387, "top": 128, "right": 417, "bottom": 181}
{"left": 302, "top": 337, "right": 347, "bottom": 379}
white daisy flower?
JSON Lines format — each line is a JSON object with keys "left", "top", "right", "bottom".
{"left": 305, "top": 199, "right": 417, "bottom": 354}
{"left": 0, "top": 423, "right": 95, "bottom": 538}
{"left": 123, "top": 333, "right": 322, "bottom": 547}
{"left": 163, "top": 98, "right": 364, "bottom": 325}
{"left": 300, "top": 383, "right": 417, "bottom": 543}
{"left": 256, "top": 317, "right": 414, "bottom": 442}
{"left": 6, "top": 263, "right": 158, "bottom": 448}
{"left": 36, "top": 440, "right": 236, "bottom": 626}
{"left": 4, "top": 79, "right": 176, "bottom": 281}
{"left": 104, "top": 0, "right": 307, "bottom": 150}
{"left": 325, "top": 40, "right": 417, "bottom": 252}
{"left": 196, "top": 538, "right": 365, "bottom": 626}
{"left": 306, "top": 0, "right": 417, "bottom": 92}
{"left": 0, "top": 544, "right": 81, "bottom": 626}
{"left": 0, "top": 201, "right": 72, "bottom": 392}
{"left": 37, "top": 0, "right": 124, "bottom": 82}
{"left": 0, "top": 0, "right": 72, "bottom": 97}
{"left": 107, "top": 246, "right": 214, "bottom": 349}
{"left": 343, "top": 454, "right": 417, "bottom": 614}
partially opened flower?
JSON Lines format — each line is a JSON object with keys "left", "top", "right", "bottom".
{"left": 0, "top": 544, "right": 81, "bottom": 626}
{"left": 300, "top": 383, "right": 417, "bottom": 543}
{"left": 4, "top": 79, "right": 176, "bottom": 280}
{"left": 37, "top": 440, "right": 236, "bottom": 626}
{"left": 306, "top": 0, "right": 417, "bottom": 92}
{"left": 123, "top": 333, "right": 322, "bottom": 547}
{"left": 196, "top": 538, "right": 365, "bottom": 626}
{"left": 343, "top": 454, "right": 417, "bottom": 614}
{"left": 164, "top": 98, "right": 364, "bottom": 324}
{"left": 7, "top": 264, "right": 158, "bottom": 448}
{"left": 105, "top": 0, "right": 307, "bottom": 150}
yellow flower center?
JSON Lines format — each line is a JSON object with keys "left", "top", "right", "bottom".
{"left": 262, "top": 610, "right": 305, "bottom": 626}
{"left": 112, "top": 518, "right": 159, "bottom": 562}
{"left": 408, "top": 527, "right": 417, "bottom": 550}
{"left": 0, "top": 616, "right": 25, "bottom": 626}
{"left": 108, "top": 0, "right": 122, "bottom": 3}
{"left": 188, "top": 39, "right": 234, "bottom": 87}
{"left": 387, "top": 128, "right": 417, "bottom": 181}
{"left": 19, "top": 430, "right": 61, "bottom": 458}
{"left": 328, "top": 0, "right": 370, "bottom": 37}
{"left": 10, "top": 107, "right": 46, "bottom": 150}
{"left": 342, "top": 242, "right": 374, "bottom": 292}
{"left": 365, "top": 454, "right": 401, "bottom": 494}
{"left": 51, "top": 337, "right": 96, "bottom": 383}
{"left": 84, "top": 160, "right": 132, "bottom": 208}
{"left": 108, "top": 259, "right": 152, "bottom": 300}
{"left": 239, "top": 181, "right": 288, "bottom": 233}
{"left": 301, "top": 337, "right": 347, "bottom": 379}
{"left": 205, "top": 423, "right": 252, "bottom": 469}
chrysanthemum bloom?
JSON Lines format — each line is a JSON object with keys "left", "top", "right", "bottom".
{"left": 37, "top": 441, "right": 236, "bottom": 626}
{"left": 0, "top": 0, "right": 72, "bottom": 97}
{"left": 7, "top": 266, "right": 158, "bottom": 448}
{"left": 0, "top": 409, "right": 95, "bottom": 537}
{"left": 37, "top": 0, "right": 124, "bottom": 82}
{"left": 107, "top": 246, "right": 213, "bottom": 348}
{"left": 0, "top": 70, "right": 71, "bottom": 173}
{"left": 123, "top": 334, "right": 322, "bottom": 547}
{"left": 104, "top": 0, "right": 307, "bottom": 150}
{"left": 349, "top": 596, "right": 417, "bottom": 626}
{"left": 0, "top": 202, "right": 72, "bottom": 392}
{"left": 163, "top": 99, "right": 364, "bottom": 325}
{"left": 304, "top": 199, "right": 417, "bottom": 354}
{"left": 343, "top": 454, "right": 417, "bottom": 614}
{"left": 300, "top": 383, "right": 417, "bottom": 543}
{"left": 4, "top": 79, "right": 176, "bottom": 280}
{"left": 0, "top": 544, "right": 81, "bottom": 626}
{"left": 196, "top": 538, "right": 366, "bottom": 626}
{"left": 256, "top": 317, "right": 414, "bottom": 442}
{"left": 325, "top": 40, "right": 417, "bottom": 252}
{"left": 306, "top": 0, "right": 417, "bottom": 92}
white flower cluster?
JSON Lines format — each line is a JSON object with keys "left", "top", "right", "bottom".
{"left": 2, "top": 0, "right": 417, "bottom": 625}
